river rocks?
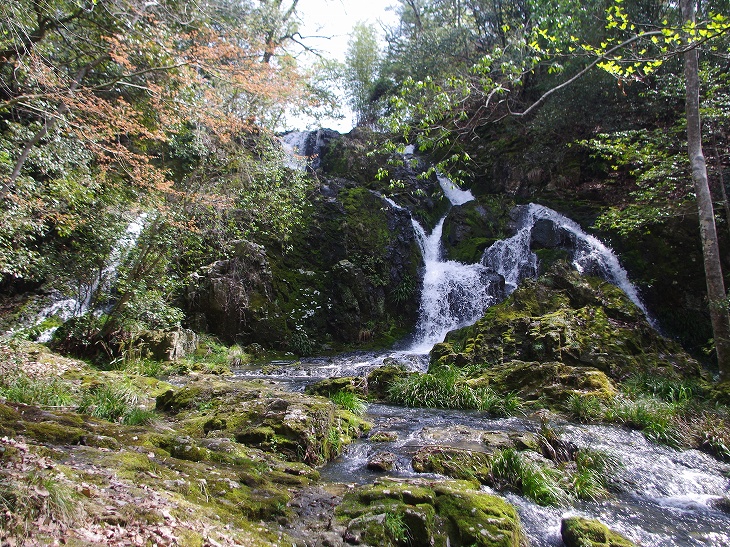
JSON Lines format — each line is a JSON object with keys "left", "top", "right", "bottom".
{"left": 369, "top": 430, "right": 399, "bottom": 442}
{"left": 411, "top": 446, "right": 491, "bottom": 483}
{"left": 561, "top": 516, "right": 636, "bottom": 547}
{"left": 336, "top": 478, "right": 525, "bottom": 547}
{"left": 367, "top": 451, "right": 398, "bottom": 471}
{"left": 434, "top": 262, "right": 702, "bottom": 385}
{"left": 156, "top": 378, "right": 371, "bottom": 466}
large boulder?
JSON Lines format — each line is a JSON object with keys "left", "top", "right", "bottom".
{"left": 185, "top": 240, "right": 274, "bottom": 344}
{"left": 156, "top": 378, "right": 371, "bottom": 466}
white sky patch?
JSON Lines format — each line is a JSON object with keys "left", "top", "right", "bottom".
{"left": 284, "top": 0, "right": 399, "bottom": 132}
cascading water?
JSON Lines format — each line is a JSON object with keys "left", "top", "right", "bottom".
{"left": 31, "top": 213, "right": 148, "bottom": 342}
{"left": 280, "top": 131, "right": 311, "bottom": 170}
{"left": 407, "top": 214, "right": 504, "bottom": 354}
{"left": 280, "top": 129, "right": 337, "bottom": 171}
{"left": 482, "top": 203, "right": 653, "bottom": 323}
{"left": 243, "top": 139, "right": 729, "bottom": 545}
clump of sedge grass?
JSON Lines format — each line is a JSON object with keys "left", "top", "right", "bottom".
{"left": 329, "top": 390, "right": 367, "bottom": 415}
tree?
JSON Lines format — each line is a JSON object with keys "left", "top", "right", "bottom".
{"left": 680, "top": 0, "right": 730, "bottom": 379}
{"left": 344, "top": 22, "right": 382, "bottom": 126}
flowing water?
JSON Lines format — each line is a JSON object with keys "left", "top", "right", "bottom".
{"left": 237, "top": 354, "right": 730, "bottom": 546}
{"left": 32, "top": 213, "right": 148, "bottom": 342}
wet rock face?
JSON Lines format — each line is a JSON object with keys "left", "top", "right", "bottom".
{"left": 185, "top": 240, "right": 273, "bottom": 344}
{"left": 336, "top": 478, "right": 525, "bottom": 547}
{"left": 434, "top": 262, "right": 702, "bottom": 386}
{"left": 441, "top": 199, "right": 513, "bottom": 264}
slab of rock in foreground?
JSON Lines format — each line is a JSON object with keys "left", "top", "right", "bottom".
{"left": 336, "top": 478, "right": 524, "bottom": 546}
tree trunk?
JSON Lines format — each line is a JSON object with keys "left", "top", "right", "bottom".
{"left": 681, "top": 0, "right": 730, "bottom": 380}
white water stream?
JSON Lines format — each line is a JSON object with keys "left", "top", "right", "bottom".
{"left": 32, "top": 213, "right": 148, "bottom": 341}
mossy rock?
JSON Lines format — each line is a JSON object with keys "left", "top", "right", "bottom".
{"left": 561, "top": 516, "right": 636, "bottom": 547}
{"left": 441, "top": 199, "right": 513, "bottom": 264}
{"left": 23, "top": 421, "right": 86, "bottom": 445}
{"left": 305, "top": 376, "right": 366, "bottom": 397}
{"left": 164, "top": 380, "right": 371, "bottom": 466}
{"left": 466, "top": 360, "right": 616, "bottom": 404}
{"left": 434, "top": 481, "right": 524, "bottom": 546}
{"left": 336, "top": 478, "right": 524, "bottom": 547}
{"left": 155, "top": 380, "right": 237, "bottom": 412}
{"left": 436, "top": 263, "right": 702, "bottom": 383}
{"left": 412, "top": 446, "right": 491, "bottom": 483}
{"left": 367, "top": 363, "right": 410, "bottom": 400}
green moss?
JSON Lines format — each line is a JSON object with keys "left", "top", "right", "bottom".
{"left": 437, "top": 262, "right": 701, "bottom": 383}
{"left": 561, "top": 516, "right": 636, "bottom": 547}
{"left": 24, "top": 422, "right": 86, "bottom": 445}
{"left": 412, "top": 447, "right": 491, "bottom": 483}
{"left": 336, "top": 479, "right": 524, "bottom": 547}
{"left": 434, "top": 483, "right": 524, "bottom": 546}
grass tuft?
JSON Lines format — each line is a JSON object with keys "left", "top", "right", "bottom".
{"left": 0, "top": 372, "right": 76, "bottom": 407}
{"left": 329, "top": 390, "right": 367, "bottom": 415}
{"left": 388, "top": 367, "right": 524, "bottom": 415}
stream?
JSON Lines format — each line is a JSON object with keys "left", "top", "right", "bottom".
{"left": 236, "top": 351, "right": 730, "bottom": 546}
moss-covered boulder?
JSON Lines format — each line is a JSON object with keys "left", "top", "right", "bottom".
{"left": 467, "top": 360, "right": 617, "bottom": 404}
{"left": 411, "top": 446, "right": 492, "bottom": 483}
{"left": 367, "top": 361, "right": 411, "bottom": 400}
{"left": 305, "top": 376, "right": 367, "bottom": 397}
{"left": 434, "top": 263, "right": 701, "bottom": 383}
{"left": 441, "top": 198, "right": 514, "bottom": 264}
{"left": 157, "top": 378, "right": 371, "bottom": 466}
{"left": 336, "top": 478, "right": 524, "bottom": 547}
{"left": 561, "top": 516, "right": 636, "bottom": 547}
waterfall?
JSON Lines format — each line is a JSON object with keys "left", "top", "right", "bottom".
{"left": 280, "top": 129, "right": 338, "bottom": 171}
{"left": 481, "top": 203, "right": 652, "bottom": 322}
{"left": 380, "top": 172, "right": 503, "bottom": 354}
{"left": 407, "top": 216, "right": 504, "bottom": 354}
{"left": 381, "top": 194, "right": 652, "bottom": 354}
{"left": 280, "top": 131, "right": 311, "bottom": 170}
{"left": 33, "top": 213, "right": 148, "bottom": 342}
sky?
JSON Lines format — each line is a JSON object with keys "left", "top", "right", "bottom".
{"left": 284, "top": 0, "right": 400, "bottom": 132}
